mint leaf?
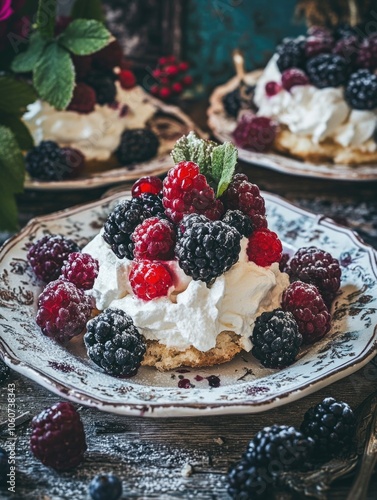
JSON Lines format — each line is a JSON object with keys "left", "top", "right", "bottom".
{"left": 211, "top": 142, "right": 238, "bottom": 197}
{"left": 59, "top": 19, "right": 110, "bottom": 55}
{"left": 0, "top": 113, "right": 34, "bottom": 150}
{"left": 11, "top": 32, "right": 47, "bottom": 73}
{"left": 71, "top": 0, "right": 105, "bottom": 22}
{"left": 171, "top": 132, "right": 217, "bottom": 178}
{"left": 0, "top": 76, "right": 37, "bottom": 114}
{"left": 33, "top": 42, "right": 75, "bottom": 110}
{"left": 0, "top": 126, "right": 25, "bottom": 190}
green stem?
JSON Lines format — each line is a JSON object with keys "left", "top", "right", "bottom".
{"left": 37, "top": 0, "right": 57, "bottom": 39}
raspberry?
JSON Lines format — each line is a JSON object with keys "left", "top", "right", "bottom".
{"left": 36, "top": 279, "right": 92, "bottom": 344}
{"left": 85, "top": 72, "right": 116, "bottom": 105}
{"left": 162, "top": 161, "right": 224, "bottom": 224}
{"left": 221, "top": 173, "right": 267, "bottom": 230}
{"left": 247, "top": 228, "right": 282, "bottom": 267}
{"left": 119, "top": 69, "right": 136, "bottom": 89}
{"left": 0, "top": 448, "right": 10, "bottom": 486}
{"left": 84, "top": 308, "right": 146, "bottom": 376}
{"left": 116, "top": 129, "right": 160, "bottom": 165}
{"left": 165, "top": 64, "right": 180, "bottom": 76}
{"left": 93, "top": 40, "right": 123, "bottom": 71}
{"left": 276, "top": 37, "right": 306, "bottom": 71}
{"left": 69, "top": 79, "right": 96, "bottom": 111}
{"left": 333, "top": 36, "right": 359, "bottom": 65}
{"left": 132, "top": 176, "right": 163, "bottom": 197}
{"left": 129, "top": 260, "right": 173, "bottom": 300}
{"left": 305, "top": 35, "right": 334, "bottom": 58}
{"left": 60, "top": 252, "right": 99, "bottom": 290}
{"left": 252, "top": 309, "right": 302, "bottom": 368}
{"left": 281, "top": 68, "right": 309, "bottom": 91}
{"left": 172, "top": 82, "right": 183, "bottom": 94}
{"left": 30, "top": 402, "right": 87, "bottom": 471}
{"left": 71, "top": 54, "right": 92, "bottom": 81}
{"left": 306, "top": 54, "right": 350, "bottom": 88}
{"left": 285, "top": 246, "right": 341, "bottom": 306}
{"left": 221, "top": 209, "right": 253, "bottom": 237}
{"left": 233, "top": 113, "right": 277, "bottom": 153}
{"left": 356, "top": 35, "right": 377, "bottom": 70}
{"left": 0, "top": 360, "right": 10, "bottom": 385}
{"left": 28, "top": 234, "right": 80, "bottom": 282}
{"left": 175, "top": 215, "right": 241, "bottom": 284}
{"left": 265, "top": 81, "right": 282, "bottom": 96}
{"left": 282, "top": 281, "right": 331, "bottom": 344}
{"left": 132, "top": 217, "right": 176, "bottom": 260}
{"left": 89, "top": 474, "right": 123, "bottom": 500}
{"left": 159, "top": 87, "right": 172, "bottom": 100}
{"left": 345, "top": 69, "right": 377, "bottom": 110}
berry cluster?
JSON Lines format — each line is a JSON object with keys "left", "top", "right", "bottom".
{"left": 228, "top": 397, "right": 356, "bottom": 498}
{"left": 150, "top": 55, "right": 193, "bottom": 101}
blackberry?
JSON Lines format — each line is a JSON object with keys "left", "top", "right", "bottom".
{"left": 276, "top": 37, "right": 306, "bottom": 72}
{"left": 301, "top": 397, "right": 356, "bottom": 457}
{"left": 222, "top": 210, "right": 253, "bottom": 237}
{"left": 175, "top": 218, "right": 241, "bottom": 284}
{"left": 177, "top": 213, "right": 209, "bottom": 238}
{"left": 26, "top": 141, "right": 83, "bottom": 181}
{"left": 84, "top": 308, "right": 146, "bottom": 377}
{"left": 0, "top": 359, "right": 10, "bottom": 384}
{"left": 334, "top": 23, "right": 357, "bottom": 40}
{"left": 85, "top": 72, "right": 116, "bottom": 105}
{"left": 345, "top": 69, "right": 377, "bottom": 110}
{"left": 102, "top": 198, "right": 151, "bottom": 259}
{"left": 306, "top": 54, "right": 349, "bottom": 88}
{"left": 227, "top": 458, "right": 269, "bottom": 499}
{"left": 89, "top": 474, "right": 123, "bottom": 500}
{"left": 222, "top": 84, "right": 256, "bottom": 118}
{"left": 116, "top": 129, "right": 160, "bottom": 165}
{"left": 0, "top": 448, "right": 10, "bottom": 486}
{"left": 251, "top": 309, "right": 302, "bottom": 368}
{"left": 138, "top": 193, "right": 165, "bottom": 218}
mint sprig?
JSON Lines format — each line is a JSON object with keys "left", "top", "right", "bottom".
{"left": 171, "top": 132, "right": 238, "bottom": 197}
{"left": 59, "top": 19, "right": 111, "bottom": 55}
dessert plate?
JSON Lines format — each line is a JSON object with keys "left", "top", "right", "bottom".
{"left": 208, "top": 72, "right": 377, "bottom": 182}
{"left": 24, "top": 94, "right": 204, "bottom": 191}
{"left": 0, "top": 192, "right": 377, "bottom": 417}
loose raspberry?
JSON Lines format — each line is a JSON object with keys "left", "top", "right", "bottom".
{"left": 28, "top": 235, "right": 80, "bottom": 283}
{"left": 357, "top": 35, "right": 377, "bottom": 70}
{"left": 282, "top": 281, "right": 331, "bottom": 344}
{"left": 129, "top": 261, "right": 173, "bottom": 300}
{"left": 265, "top": 81, "right": 282, "bottom": 96}
{"left": 247, "top": 228, "right": 282, "bottom": 267}
{"left": 132, "top": 217, "right": 176, "bottom": 260}
{"left": 221, "top": 173, "right": 267, "bottom": 230}
{"left": 305, "top": 35, "right": 333, "bottom": 58}
{"left": 60, "top": 252, "right": 99, "bottom": 290}
{"left": 162, "top": 161, "right": 224, "bottom": 224}
{"left": 281, "top": 68, "right": 309, "bottom": 91}
{"left": 30, "top": 402, "right": 86, "bottom": 471}
{"left": 93, "top": 40, "right": 123, "bottom": 71}
{"left": 285, "top": 246, "right": 341, "bottom": 306}
{"left": 233, "top": 113, "right": 277, "bottom": 153}
{"left": 131, "top": 176, "right": 163, "bottom": 197}
{"left": 67, "top": 82, "right": 96, "bottom": 114}
{"left": 36, "top": 280, "right": 92, "bottom": 344}
{"left": 119, "top": 69, "right": 136, "bottom": 89}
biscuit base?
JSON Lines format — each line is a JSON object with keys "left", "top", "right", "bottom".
{"left": 141, "top": 331, "right": 243, "bottom": 372}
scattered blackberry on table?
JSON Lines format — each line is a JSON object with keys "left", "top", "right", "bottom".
{"left": 233, "top": 114, "right": 278, "bottom": 153}
{"left": 345, "top": 69, "right": 377, "bottom": 110}
{"left": 305, "top": 34, "right": 334, "bottom": 58}
{"left": 276, "top": 37, "right": 306, "bottom": 72}
{"left": 301, "top": 397, "right": 356, "bottom": 457}
{"left": 221, "top": 173, "right": 267, "bottom": 230}
{"left": 0, "top": 359, "right": 10, "bottom": 384}
{"left": 222, "top": 84, "right": 256, "bottom": 118}
{"left": 281, "top": 68, "right": 309, "bottom": 91}
{"left": 162, "top": 161, "right": 224, "bottom": 224}
{"left": 27, "top": 234, "right": 80, "bottom": 282}
{"left": 89, "top": 474, "right": 123, "bottom": 500}
{"left": 36, "top": 279, "right": 92, "bottom": 344}
{"left": 285, "top": 246, "right": 341, "bottom": 306}
{"left": 26, "top": 141, "right": 84, "bottom": 181}
{"left": 306, "top": 54, "right": 349, "bottom": 88}
{"left": 227, "top": 458, "right": 268, "bottom": 499}
{"left": 175, "top": 218, "right": 241, "bottom": 284}
{"left": 247, "top": 228, "right": 282, "bottom": 267}
{"left": 132, "top": 216, "right": 176, "bottom": 260}
{"left": 129, "top": 260, "right": 174, "bottom": 300}
{"left": 60, "top": 252, "right": 99, "bottom": 290}
{"left": 132, "top": 176, "right": 163, "bottom": 197}
{"left": 30, "top": 402, "right": 87, "bottom": 471}
{"left": 116, "top": 129, "right": 160, "bottom": 165}
{"left": 85, "top": 72, "right": 116, "bottom": 105}
{"left": 357, "top": 35, "right": 377, "bottom": 70}
{"left": 0, "top": 448, "right": 10, "bottom": 486}
{"left": 137, "top": 193, "right": 165, "bottom": 218}
{"left": 102, "top": 198, "right": 151, "bottom": 259}
{"left": 222, "top": 210, "right": 253, "bottom": 237}
{"left": 84, "top": 308, "right": 146, "bottom": 377}
{"left": 67, "top": 82, "right": 96, "bottom": 114}
{"left": 252, "top": 309, "right": 302, "bottom": 368}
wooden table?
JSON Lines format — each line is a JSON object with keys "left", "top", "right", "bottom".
{"left": 1, "top": 103, "right": 377, "bottom": 499}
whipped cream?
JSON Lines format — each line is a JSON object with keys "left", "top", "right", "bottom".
{"left": 254, "top": 56, "right": 377, "bottom": 150}
{"left": 84, "top": 233, "right": 289, "bottom": 353}
{"left": 23, "top": 84, "right": 157, "bottom": 161}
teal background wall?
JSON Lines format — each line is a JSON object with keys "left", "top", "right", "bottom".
{"left": 183, "top": 0, "right": 306, "bottom": 95}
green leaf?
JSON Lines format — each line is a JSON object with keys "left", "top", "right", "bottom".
{"left": 0, "top": 188, "right": 19, "bottom": 231}
{"left": 170, "top": 132, "right": 217, "bottom": 178}
{"left": 0, "top": 76, "right": 37, "bottom": 114}
{"left": 37, "top": 0, "right": 56, "bottom": 39}
{"left": 211, "top": 142, "right": 238, "bottom": 197}
{"left": 12, "top": 32, "right": 47, "bottom": 73}
{"left": 0, "top": 126, "right": 25, "bottom": 191}
{"left": 59, "top": 19, "right": 111, "bottom": 55}
{"left": 71, "top": 0, "right": 105, "bottom": 22}
{"left": 0, "top": 113, "right": 34, "bottom": 150}
{"left": 33, "top": 42, "right": 75, "bottom": 110}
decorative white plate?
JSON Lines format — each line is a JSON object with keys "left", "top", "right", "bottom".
{"left": 208, "top": 72, "right": 377, "bottom": 182}
{"left": 0, "top": 193, "right": 377, "bottom": 417}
